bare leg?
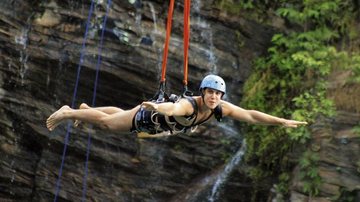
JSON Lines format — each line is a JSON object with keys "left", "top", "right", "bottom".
{"left": 78, "top": 103, "right": 124, "bottom": 114}
{"left": 46, "top": 105, "right": 140, "bottom": 132}
{"left": 74, "top": 103, "right": 124, "bottom": 127}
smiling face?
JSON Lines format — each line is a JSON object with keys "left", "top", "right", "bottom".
{"left": 202, "top": 88, "right": 223, "bottom": 109}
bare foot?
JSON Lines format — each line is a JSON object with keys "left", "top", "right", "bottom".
{"left": 74, "top": 103, "right": 90, "bottom": 127}
{"left": 46, "top": 105, "right": 72, "bottom": 131}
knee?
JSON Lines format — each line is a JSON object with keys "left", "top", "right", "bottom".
{"left": 79, "top": 103, "right": 90, "bottom": 109}
{"left": 99, "top": 117, "right": 116, "bottom": 131}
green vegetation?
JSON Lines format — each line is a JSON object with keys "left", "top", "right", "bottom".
{"left": 216, "top": 0, "right": 360, "bottom": 199}
{"left": 298, "top": 151, "right": 322, "bottom": 196}
{"left": 335, "top": 188, "right": 359, "bottom": 202}
{"left": 353, "top": 125, "right": 360, "bottom": 137}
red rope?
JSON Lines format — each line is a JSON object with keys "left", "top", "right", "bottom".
{"left": 183, "top": 0, "right": 190, "bottom": 86}
{"left": 160, "top": 0, "right": 191, "bottom": 88}
{"left": 160, "top": 0, "right": 175, "bottom": 83}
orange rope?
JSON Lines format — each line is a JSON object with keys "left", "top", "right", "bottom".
{"left": 160, "top": 0, "right": 191, "bottom": 89}
{"left": 160, "top": 0, "right": 175, "bottom": 83}
{"left": 183, "top": 0, "right": 191, "bottom": 86}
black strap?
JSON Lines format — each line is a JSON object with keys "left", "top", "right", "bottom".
{"left": 184, "top": 96, "right": 214, "bottom": 127}
{"left": 190, "top": 102, "right": 222, "bottom": 126}
{"left": 183, "top": 96, "right": 198, "bottom": 118}
{"left": 193, "top": 111, "right": 214, "bottom": 126}
{"left": 213, "top": 104, "right": 223, "bottom": 122}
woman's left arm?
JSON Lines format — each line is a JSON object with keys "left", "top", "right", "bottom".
{"left": 221, "top": 101, "right": 307, "bottom": 128}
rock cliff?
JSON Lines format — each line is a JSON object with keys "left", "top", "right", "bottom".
{"left": 0, "top": 0, "right": 358, "bottom": 201}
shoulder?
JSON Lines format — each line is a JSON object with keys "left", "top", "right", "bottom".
{"left": 178, "top": 96, "right": 200, "bottom": 115}
{"left": 179, "top": 96, "right": 201, "bottom": 105}
{"left": 219, "top": 100, "right": 233, "bottom": 108}
{"left": 220, "top": 100, "right": 245, "bottom": 116}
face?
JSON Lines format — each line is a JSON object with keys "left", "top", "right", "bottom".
{"left": 202, "top": 88, "right": 223, "bottom": 109}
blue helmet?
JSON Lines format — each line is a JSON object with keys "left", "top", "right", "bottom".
{"left": 199, "top": 75, "right": 226, "bottom": 94}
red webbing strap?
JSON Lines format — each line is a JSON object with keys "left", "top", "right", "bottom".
{"left": 183, "top": 0, "right": 191, "bottom": 86}
{"left": 160, "top": 0, "right": 175, "bottom": 83}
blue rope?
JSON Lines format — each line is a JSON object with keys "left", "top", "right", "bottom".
{"left": 54, "top": 1, "right": 95, "bottom": 201}
{"left": 81, "top": 0, "right": 112, "bottom": 201}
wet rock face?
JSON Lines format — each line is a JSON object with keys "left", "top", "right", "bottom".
{"left": 0, "top": 0, "right": 274, "bottom": 201}
{"left": 1, "top": 0, "right": 358, "bottom": 202}
{"left": 290, "top": 111, "right": 360, "bottom": 201}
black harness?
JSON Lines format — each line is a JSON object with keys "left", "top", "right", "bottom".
{"left": 131, "top": 96, "right": 222, "bottom": 135}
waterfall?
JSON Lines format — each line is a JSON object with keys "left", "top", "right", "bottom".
{"left": 208, "top": 140, "right": 247, "bottom": 201}
{"left": 14, "top": 26, "right": 30, "bottom": 85}
{"left": 193, "top": 0, "right": 218, "bottom": 73}
{"left": 194, "top": 1, "right": 244, "bottom": 200}
{"left": 146, "top": 1, "right": 158, "bottom": 33}
{"left": 169, "top": 139, "right": 246, "bottom": 202}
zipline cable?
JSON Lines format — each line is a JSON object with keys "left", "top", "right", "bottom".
{"left": 54, "top": 1, "right": 95, "bottom": 201}
{"left": 81, "top": 0, "right": 112, "bottom": 201}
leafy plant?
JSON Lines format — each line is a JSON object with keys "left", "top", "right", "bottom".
{"left": 352, "top": 125, "right": 360, "bottom": 137}
{"left": 236, "top": 0, "right": 360, "bottom": 199}
{"left": 214, "top": 0, "right": 251, "bottom": 14}
{"left": 299, "top": 151, "right": 322, "bottom": 196}
{"left": 274, "top": 172, "right": 291, "bottom": 197}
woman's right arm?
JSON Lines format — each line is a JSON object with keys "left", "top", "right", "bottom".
{"left": 141, "top": 99, "right": 193, "bottom": 117}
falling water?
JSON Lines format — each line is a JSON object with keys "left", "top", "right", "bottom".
{"left": 217, "top": 121, "right": 239, "bottom": 137}
{"left": 146, "top": 2, "right": 158, "bottom": 33}
{"left": 208, "top": 140, "right": 247, "bottom": 202}
{"left": 134, "top": 1, "right": 142, "bottom": 27}
{"left": 193, "top": 1, "right": 245, "bottom": 200}
{"left": 193, "top": 0, "right": 218, "bottom": 73}
{"left": 14, "top": 26, "right": 30, "bottom": 85}
{"left": 169, "top": 138, "right": 246, "bottom": 202}
{"left": 10, "top": 174, "right": 15, "bottom": 183}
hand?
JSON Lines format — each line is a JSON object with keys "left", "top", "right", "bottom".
{"left": 141, "top": 101, "right": 159, "bottom": 111}
{"left": 282, "top": 119, "right": 308, "bottom": 128}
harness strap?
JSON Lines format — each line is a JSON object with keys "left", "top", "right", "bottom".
{"left": 184, "top": 96, "right": 198, "bottom": 119}
{"left": 193, "top": 111, "right": 214, "bottom": 126}
{"left": 160, "top": 0, "right": 175, "bottom": 84}
{"left": 163, "top": 96, "right": 198, "bottom": 134}
{"left": 132, "top": 97, "right": 221, "bottom": 135}
{"left": 183, "top": 0, "right": 191, "bottom": 87}
{"left": 213, "top": 104, "right": 223, "bottom": 122}
{"left": 157, "top": 0, "right": 192, "bottom": 100}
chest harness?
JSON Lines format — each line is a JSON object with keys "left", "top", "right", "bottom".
{"left": 131, "top": 96, "right": 222, "bottom": 135}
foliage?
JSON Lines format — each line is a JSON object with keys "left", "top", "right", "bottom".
{"left": 334, "top": 188, "right": 359, "bottom": 202}
{"left": 229, "top": 0, "right": 360, "bottom": 199}
{"left": 274, "top": 172, "right": 290, "bottom": 196}
{"left": 352, "top": 125, "right": 360, "bottom": 137}
{"left": 214, "top": 0, "right": 289, "bottom": 22}
{"left": 298, "top": 151, "right": 322, "bottom": 196}
{"left": 214, "top": 0, "right": 250, "bottom": 14}
{"left": 341, "top": 54, "right": 360, "bottom": 83}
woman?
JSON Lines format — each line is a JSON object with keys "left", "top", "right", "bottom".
{"left": 46, "top": 75, "right": 307, "bottom": 135}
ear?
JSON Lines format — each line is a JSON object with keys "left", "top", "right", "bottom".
{"left": 200, "top": 89, "right": 205, "bottom": 99}
{"left": 201, "top": 88, "right": 206, "bottom": 97}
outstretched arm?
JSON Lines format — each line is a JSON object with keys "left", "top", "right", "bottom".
{"left": 221, "top": 101, "right": 307, "bottom": 128}
{"left": 141, "top": 99, "right": 193, "bottom": 117}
